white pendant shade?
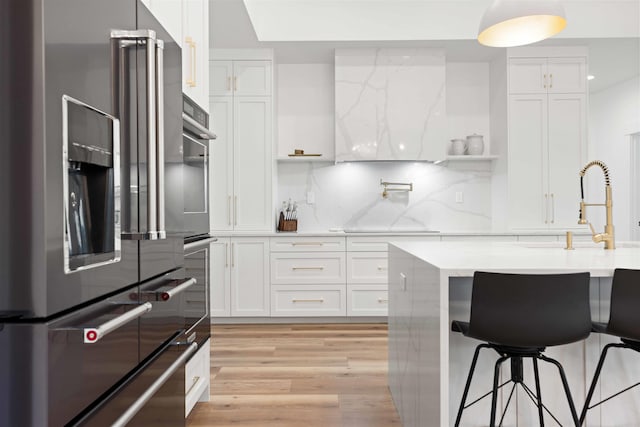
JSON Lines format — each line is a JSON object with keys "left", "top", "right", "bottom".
{"left": 478, "top": 0, "right": 567, "bottom": 47}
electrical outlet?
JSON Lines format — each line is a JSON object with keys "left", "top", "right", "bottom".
{"left": 455, "top": 192, "right": 464, "bottom": 203}
{"left": 307, "top": 191, "right": 315, "bottom": 204}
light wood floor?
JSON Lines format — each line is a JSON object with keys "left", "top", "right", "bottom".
{"left": 186, "top": 323, "right": 402, "bottom": 427}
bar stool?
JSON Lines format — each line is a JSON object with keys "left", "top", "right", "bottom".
{"left": 451, "top": 271, "right": 591, "bottom": 427}
{"left": 580, "top": 268, "right": 640, "bottom": 424}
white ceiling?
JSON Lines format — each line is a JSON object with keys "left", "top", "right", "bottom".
{"left": 209, "top": 0, "right": 640, "bottom": 93}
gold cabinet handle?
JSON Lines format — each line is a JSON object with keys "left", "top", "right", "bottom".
{"left": 227, "top": 195, "right": 231, "bottom": 226}
{"left": 377, "top": 298, "right": 388, "bottom": 303}
{"left": 231, "top": 242, "right": 234, "bottom": 267}
{"left": 185, "top": 37, "right": 196, "bottom": 87}
{"left": 225, "top": 242, "right": 228, "bottom": 267}
{"left": 233, "top": 76, "right": 237, "bottom": 91}
{"left": 551, "top": 193, "right": 555, "bottom": 224}
{"left": 292, "top": 298, "right": 324, "bottom": 303}
{"left": 377, "top": 266, "right": 388, "bottom": 271}
{"left": 550, "top": 73, "right": 553, "bottom": 89}
{"left": 292, "top": 242, "right": 324, "bottom": 246}
{"left": 543, "top": 73, "right": 547, "bottom": 89}
{"left": 291, "top": 266, "right": 324, "bottom": 271}
{"left": 186, "top": 376, "right": 201, "bottom": 395}
{"left": 226, "top": 76, "right": 231, "bottom": 91}
{"left": 234, "top": 196, "right": 237, "bottom": 226}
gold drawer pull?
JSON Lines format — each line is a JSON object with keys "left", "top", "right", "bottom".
{"left": 377, "top": 298, "right": 388, "bottom": 303}
{"left": 377, "top": 266, "right": 388, "bottom": 271}
{"left": 292, "top": 298, "right": 324, "bottom": 303}
{"left": 292, "top": 266, "right": 324, "bottom": 271}
{"left": 291, "top": 242, "right": 324, "bottom": 246}
{"left": 186, "top": 376, "right": 201, "bottom": 395}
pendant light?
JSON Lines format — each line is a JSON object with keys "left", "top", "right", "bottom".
{"left": 477, "top": 0, "right": 567, "bottom": 47}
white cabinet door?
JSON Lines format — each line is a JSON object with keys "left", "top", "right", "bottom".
{"left": 233, "top": 96, "right": 272, "bottom": 231}
{"left": 508, "top": 94, "right": 549, "bottom": 229}
{"left": 509, "top": 58, "right": 547, "bottom": 94}
{"left": 210, "top": 239, "right": 230, "bottom": 317}
{"left": 231, "top": 238, "right": 270, "bottom": 316}
{"left": 146, "top": 0, "right": 182, "bottom": 47}
{"left": 210, "top": 97, "right": 234, "bottom": 231}
{"left": 233, "top": 61, "right": 272, "bottom": 96}
{"left": 182, "top": 0, "right": 208, "bottom": 110}
{"left": 210, "top": 61, "right": 233, "bottom": 96}
{"left": 547, "top": 58, "right": 586, "bottom": 94}
{"left": 547, "top": 93, "right": 587, "bottom": 229}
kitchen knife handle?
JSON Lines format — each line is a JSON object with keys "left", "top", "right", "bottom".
{"left": 112, "top": 342, "right": 198, "bottom": 427}
{"left": 160, "top": 278, "right": 197, "bottom": 301}
{"left": 84, "top": 302, "right": 152, "bottom": 344}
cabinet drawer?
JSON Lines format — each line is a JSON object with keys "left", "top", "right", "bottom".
{"left": 271, "top": 285, "right": 346, "bottom": 316}
{"left": 271, "top": 236, "right": 346, "bottom": 252}
{"left": 346, "top": 235, "right": 440, "bottom": 252}
{"left": 347, "top": 285, "right": 388, "bottom": 316}
{"left": 347, "top": 252, "right": 388, "bottom": 284}
{"left": 185, "top": 338, "right": 210, "bottom": 417}
{"left": 270, "top": 252, "right": 346, "bottom": 284}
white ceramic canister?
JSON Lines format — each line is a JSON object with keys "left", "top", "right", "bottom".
{"left": 450, "top": 138, "right": 467, "bottom": 155}
{"left": 466, "top": 134, "right": 484, "bottom": 155}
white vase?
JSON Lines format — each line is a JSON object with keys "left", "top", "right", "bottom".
{"left": 466, "top": 134, "right": 484, "bottom": 155}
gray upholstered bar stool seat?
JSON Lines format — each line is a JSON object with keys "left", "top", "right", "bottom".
{"left": 451, "top": 271, "right": 591, "bottom": 427}
{"left": 580, "top": 268, "right": 640, "bottom": 425}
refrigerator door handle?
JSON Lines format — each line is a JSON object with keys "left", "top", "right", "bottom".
{"left": 112, "top": 29, "right": 166, "bottom": 241}
{"left": 83, "top": 302, "right": 153, "bottom": 344}
{"left": 111, "top": 342, "right": 198, "bottom": 427}
{"left": 159, "top": 277, "right": 197, "bottom": 301}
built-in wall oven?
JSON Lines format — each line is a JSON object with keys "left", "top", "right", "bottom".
{"left": 182, "top": 94, "right": 217, "bottom": 240}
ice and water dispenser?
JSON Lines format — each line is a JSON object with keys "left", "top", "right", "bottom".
{"left": 63, "top": 95, "right": 121, "bottom": 273}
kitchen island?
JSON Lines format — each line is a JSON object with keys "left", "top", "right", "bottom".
{"left": 388, "top": 240, "right": 640, "bottom": 427}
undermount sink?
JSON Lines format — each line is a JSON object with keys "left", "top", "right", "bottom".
{"left": 343, "top": 228, "right": 440, "bottom": 233}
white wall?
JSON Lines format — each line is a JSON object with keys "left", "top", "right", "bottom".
{"left": 276, "top": 61, "right": 494, "bottom": 232}
{"left": 276, "top": 63, "right": 334, "bottom": 158}
{"left": 589, "top": 76, "right": 640, "bottom": 240}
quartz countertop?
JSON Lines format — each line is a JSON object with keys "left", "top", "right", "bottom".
{"left": 389, "top": 240, "right": 640, "bottom": 277}
{"left": 211, "top": 230, "right": 592, "bottom": 238}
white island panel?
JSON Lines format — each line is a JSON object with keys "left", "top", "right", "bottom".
{"left": 388, "top": 241, "right": 640, "bottom": 427}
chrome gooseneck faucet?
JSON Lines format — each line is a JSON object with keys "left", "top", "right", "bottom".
{"left": 578, "top": 160, "right": 615, "bottom": 249}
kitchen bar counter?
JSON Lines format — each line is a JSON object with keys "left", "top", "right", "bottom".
{"left": 388, "top": 241, "right": 640, "bottom": 427}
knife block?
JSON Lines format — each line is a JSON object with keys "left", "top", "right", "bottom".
{"left": 277, "top": 212, "right": 297, "bottom": 232}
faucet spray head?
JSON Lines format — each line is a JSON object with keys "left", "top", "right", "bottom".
{"left": 578, "top": 201, "right": 588, "bottom": 224}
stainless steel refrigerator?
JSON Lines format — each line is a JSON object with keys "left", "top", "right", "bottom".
{"left": 0, "top": 1, "right": 205, "bottom": 425}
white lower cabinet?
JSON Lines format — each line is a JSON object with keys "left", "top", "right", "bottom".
{"left": 271, "top": 284, "right": 346, "bottom": 316}
{"left": 210, "top": 237, "right": 269, "bottom": 317}
{"left": 185, "top": 338, "right": 210, "bottom": 417}
{"left": 347, "top": 284, "right": 388, "bottom": 316}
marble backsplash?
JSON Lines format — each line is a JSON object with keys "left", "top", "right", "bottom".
{"left": 277, "top": 161, "right": 492, "bottom": 232}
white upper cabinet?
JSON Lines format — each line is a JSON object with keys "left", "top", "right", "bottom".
{"left": 182, "top": 0, "right": 209, "bottom": 111}
{"left": 211, "top": 61, "right": 272, "bottom": 97}
{"left": 143, "top": 0, "right": 209, "bottom": 112}
{"left": 506, "top": 48, "right": 587, "bottom": 230}
{"left": 509, "top": 57, "right": 586, "bottom": 95}
{"left": 209, "top": 55, "right": 273, "bottom": 232}
{"left": 335, "top": 48, "right": 447, "bottom": 162}
{"left": 144, "top": 0, "right": 183, "bottom": 46}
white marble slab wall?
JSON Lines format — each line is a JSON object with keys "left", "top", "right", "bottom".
{"left": 277, "top": 161, "right": 492, "bottom": 232}
{"left": 335, "top": 48, "right": 448, "bottom": 161}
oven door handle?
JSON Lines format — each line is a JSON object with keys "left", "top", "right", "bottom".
{"left": 183, "top": 113, "right": 217, "bottom": 140}
{"left": 160, "top": 277, "right": 197, "bottom": 301}
{"left": 112, "top": 342, "right": 198, "bottom": 427}
{"left": 84, "top": 302, "right": 153, "bottom": 344}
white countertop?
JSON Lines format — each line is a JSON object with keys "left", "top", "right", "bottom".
{"left": 212, "top": 230, "right": 591, "bottom": 238}
{"left": 390, "top": 240, "right": 640, "bottom": 277}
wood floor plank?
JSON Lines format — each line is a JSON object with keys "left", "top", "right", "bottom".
{"left": 187, "top": 323, "right": 402, "bottom": 427}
